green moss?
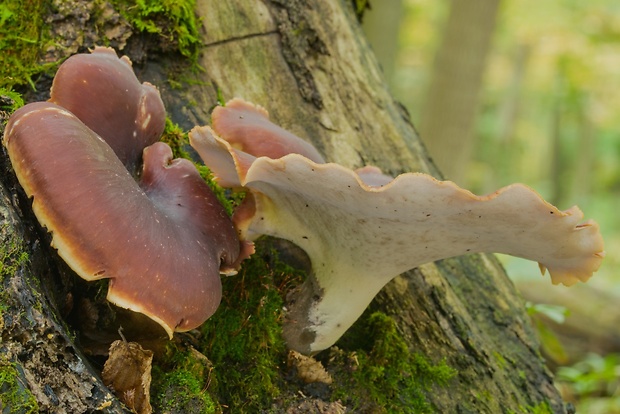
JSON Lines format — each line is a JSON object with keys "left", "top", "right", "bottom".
{"left": 198, "top": 246, "right": 303, "bottom": 411}
{"left": 0, "top": 358, "right": 39, "bottom": 413}
{"left": 0, "top": 89, "right": 25, "bottom": 112}
{"left": 0, "top": 223, "right": 30, "bottom": 291}
{"left": 160, "top": 117, "right": 192, "bottom": 159}
{"left": 493, "top": 350, "right": 508, "bottom": 370}
{"left": 0, "top": 0, "right": 202, "bottom": 90}
{"left": 150, "top": 245, "right": 301, "bottom": 413}
{"left": 215, "top": 87, "right": 226, "bottom": 107}
{"left": 474, "top": 390, "right": 492, "bottom": 403}
{"left": 159, "top": 118, "right": 244, "bottom": 216}
{"left": 333, "top": 312, "right": 457, "bottom": 413}
{"left": 0, "top": 0, "right": 54, "bottom": 90}
{"left": 507, "top": 401, "right": 553, "bottom": 414}
{"left": 0, "top": 233, "right": 29, "bottom": 278}
{"left": 152, "top": 346, "right": 219, "bottom": 413}
{"left": 110, "top": 0, "right": 201, "bottom": 64}
{"left": 529, "top": 401, "right": 553, "bottom": 414}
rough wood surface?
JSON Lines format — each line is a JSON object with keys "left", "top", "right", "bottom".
{"left": 0, "top": 0, "right": 571, "bottom": 412}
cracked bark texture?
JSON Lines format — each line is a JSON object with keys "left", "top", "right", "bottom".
{"left": 0, "top": 0, "right": 570, "bottom": 412}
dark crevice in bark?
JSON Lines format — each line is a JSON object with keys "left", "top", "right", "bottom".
{"left": 203, "top": 30, "right": 279, "bottom": 48}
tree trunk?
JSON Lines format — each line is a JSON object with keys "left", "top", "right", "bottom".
{"left": 361, "top": 0, "right": 404, "bottom": 90}
{"left": 1, "top": 0, "right": 569, "bottom": 413}
{"left": 550, "top": 85, "right": 569, "bottom": 208}
{"left": 419, "top": 0, "right": 501, "bottom": 184}
{"left": 572, "top": 98, "right": 596, "bottom": 204}
{"left": 491, "top": 43, "right": 530, "bottom": 189}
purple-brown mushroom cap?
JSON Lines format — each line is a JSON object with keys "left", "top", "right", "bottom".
{"left": 212, "top": 98, "right": 325, "bottom": 163}
{"left": 3, "top": 101, "right": 241, "bottom": 337}
{"left": 49, "top": 46, "right": 166, "bottom": 172}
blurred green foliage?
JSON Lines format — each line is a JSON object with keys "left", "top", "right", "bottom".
{"left": 393, "top": 0, "right": 619, "bottom": 291}
{"left": 557, "top": 353, "right": 620, "bottom": 413}
{"left": 526, "top": 302, "right": 570, "bottom": 364}
{"left": 390, "top": 2, "right": 620, "bottom": 412}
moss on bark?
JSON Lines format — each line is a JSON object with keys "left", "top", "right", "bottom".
{"left": 0, "top": 358, "right": 39, "bottom": 414}
{"left": 0, "top": 0, "right": 51, "bottom": 90}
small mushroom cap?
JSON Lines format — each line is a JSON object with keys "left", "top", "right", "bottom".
{"left": 4, "top": 102, "right": 241, "bottom": 337}
{"left": 188, "top": 125, "right": 256, "bottom": 188}
{"left": 354, "top": 165, "right": 394, "bottom": 187}
{"left": 189, "top": 116, "right": 605, "bottom": 354}
{"left": 212, "top": 98, "right": 325, "bottom": 163}
{"left": 49, "top": 46, "right": 166, "bottom": 172}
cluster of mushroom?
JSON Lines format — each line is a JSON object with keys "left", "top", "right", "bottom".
{"left": 189, "top": 99, "right": 605, "bottom": 354}
{"left": 3, "top": 47, "right": 252, "bottom": 338}
{"left": 3, "top": 48, "right": 605, "bottom": 357}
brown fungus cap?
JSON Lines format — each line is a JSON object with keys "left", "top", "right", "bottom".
{"left": 49, "top": 46, "right": 166, "bottom": 172}
{"left": 4, "top": 102, "right": 241, "bottom": 337}
{"left": 212, "top": 98, "right": 325, "bottom": 163}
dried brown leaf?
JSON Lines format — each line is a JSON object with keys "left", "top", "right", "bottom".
{"left": 102, "top": 340, "right": 153, "bottom": 414}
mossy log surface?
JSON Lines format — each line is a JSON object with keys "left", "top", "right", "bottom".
{"left": 0, "top": 0, "right": 567, "bottom": 413}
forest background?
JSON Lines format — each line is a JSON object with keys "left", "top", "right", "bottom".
{"left": 363, "top": 0, "right": 620, "bottom": 412}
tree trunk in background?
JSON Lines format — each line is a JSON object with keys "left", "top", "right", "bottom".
{"left": 572, "top": 100, "right": 596, "bottom": 204}
{"left": 361, "top": 0, "right": 404, "bottom": 90}
{"left": 1, "top": 0, "right": 571, "bottom": 412}
{"left": 550, "top": 68, "right": 593, "bottom": 209}
{"left": 497, "top": 44, "right": 530, "bottom": 148}
{"left": 491, "top": 43, "right": 530, "bottom": 189}
{"left": 420, "top": 0, "right": 501, "bottom": 183}
{"left": 550, "top": 91, "right": 569, "bottom": 208}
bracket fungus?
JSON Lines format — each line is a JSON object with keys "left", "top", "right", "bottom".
{"left": 49, "top": 46, "right": 166, "bottom": 173}
{"left": 189, "top": 98, "right": 605, "bottom": 354}
{"left": 3, "top": 99, "right": 245, "bottom": 338}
